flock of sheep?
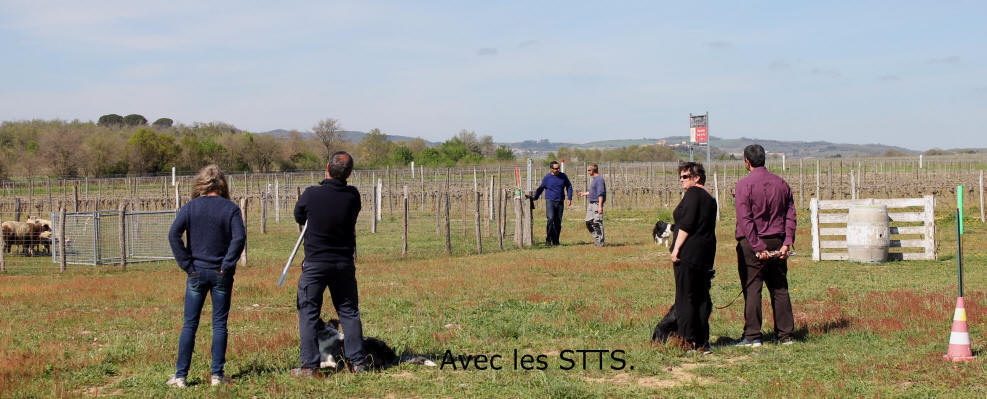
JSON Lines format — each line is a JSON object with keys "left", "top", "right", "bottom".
{"left": 1, "top": 217, "right": 53, "bottom": 257}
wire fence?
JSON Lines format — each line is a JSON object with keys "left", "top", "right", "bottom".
{"left": 51, "top": 209, "right": 176, "bottom": 265}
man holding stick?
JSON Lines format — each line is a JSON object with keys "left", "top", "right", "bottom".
{"left": 292, "top": 151, "right": 367, "bottom": 376}
{"left": 734, "top": 144, "right": 797, "bottom": 347}
{"left": 532, "top": 160, "right": 573, "bottom": 246}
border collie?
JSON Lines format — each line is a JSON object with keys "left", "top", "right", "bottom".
{"left": 653, "top": 221, "right": 672, "bottom": 247}
{"left": 317, "top": 318, "right": 436, "bottom": 370}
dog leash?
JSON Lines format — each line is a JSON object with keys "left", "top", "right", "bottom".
{"left": 715, "top": 249, "right": 795, "bottom": 310}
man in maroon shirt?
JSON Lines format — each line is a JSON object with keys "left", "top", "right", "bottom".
{"left": 734, "top": 144, "right": 797, "bottom": 346}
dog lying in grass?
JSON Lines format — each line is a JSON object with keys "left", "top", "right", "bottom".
{"left": 653, "top": 221, "right": 672, "bottom": 247}
{"left": 317, "top": 318, "right": 436, "bottom": 371}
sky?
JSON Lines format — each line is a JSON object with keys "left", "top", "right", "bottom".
{"left": 1, "top": 1, "right": 984, "bottom": 150}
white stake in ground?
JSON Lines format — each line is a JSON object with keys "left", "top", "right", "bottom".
{"left": 278, "top": 222, "right": 307, "bottom": 286}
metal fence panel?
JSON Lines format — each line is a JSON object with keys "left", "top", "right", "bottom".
{"left": 51, "top": 209, "right": 175, "bottom": 265}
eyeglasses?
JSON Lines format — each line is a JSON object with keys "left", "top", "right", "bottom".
{"left": 551, "top": 167, "right": 560, "bottom": 170}
{"left": 679, "top": 174, "right": 692, "bottom": 180}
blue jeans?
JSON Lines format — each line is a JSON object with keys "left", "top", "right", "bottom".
{"left": 297, "top": 260, "right": 366, "bottom": 368}
{"left": 175, "top": 267, "right": 234, "bottom": 378}
{"left": 545, "top": 200, "right": 564, "bottom": 245}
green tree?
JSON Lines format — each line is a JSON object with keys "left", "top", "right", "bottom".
{"left": 127, "top": 128, "right": 177, "bottom": 173}
{"left": 98, "top": 114, "right": 124, "bottom": 127}
{"left": 415, "top": 147, "right": 444, "bottom": 166}
{"left": 152, "top": 118, "right": 174, "bottom": 129}
{"left": 124, "top": 114, "right": 148, "bottom": 126}
{"left": 359, "top": 128, "right": 393, "bottom": 167}
{"left": 392, "top": 146, "right": 414, "bottom": 165}
{"left": 495, "top": 145, "right": 514, "bottom": 160}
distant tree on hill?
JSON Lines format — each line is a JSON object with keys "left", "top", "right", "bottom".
{"left": 313, "top": 118, "right": 342, "bottom": 161}
{"left": 360, "top": 128, "right": 394, "bottom": 167}
{"left": 495, "top": 145, "right": 515, "bottom": 161}
{"left": 124, "top": 114, "right": 148, "bottom": 126}
{"left": 152, "top": 118, "right": 174, "bottom": 128}
{"left": 98, "top": 114, "right": 124, "bottom": 126}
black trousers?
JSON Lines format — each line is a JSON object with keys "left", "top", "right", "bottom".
{"left": 737, "top": 237, "right": 795, "bottom": 341}
{"left": 545, "top": 200, "right": 564, "bottom": 245}
{"left": 673, "top": 260, "right": 713, "bottom": 349}
{"left": 297, "top": 260, "right": 366, "bottom": 368}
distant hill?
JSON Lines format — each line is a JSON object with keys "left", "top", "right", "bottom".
{"left": 260, "top": 129, "right": 915, "bottom": 158}
{"left": 507, "top": 136, "right": 916, "bottom": 158}
{"left": 259, "top": 129, "right": 438, "bottom": 146}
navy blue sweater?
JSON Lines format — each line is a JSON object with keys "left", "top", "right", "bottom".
{"left": 168, "top": 195, "right": 246, "bottom": 273}
{"left": 533, "top": 172, "right": 573, "bottom": 202}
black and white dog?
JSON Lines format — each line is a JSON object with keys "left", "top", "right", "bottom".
{"left": 317, "top": 318, "right": 436, "bottom": 371}
{"left": 653, "top": 221, "right": 673, "bottom": 247}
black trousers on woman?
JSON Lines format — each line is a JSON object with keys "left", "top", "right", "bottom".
{"left": 673, "top": 260, "right": 713, "bottom": 349}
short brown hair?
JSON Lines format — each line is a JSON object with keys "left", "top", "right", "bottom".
{"left": 588, "top": 163, "right": 599, "bottom": 173}
{"left": 191, "top": 164, "right": 230, "bottom": 199}
{"left": 678, "top": 161, "right": 706, "bottom": 185}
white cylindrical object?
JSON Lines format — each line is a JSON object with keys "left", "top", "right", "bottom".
{"left": 376, "top": 178, "right": 383, "bottom": 221}
{"left": 846, "top": 204, "right": 890, "bottom": 263}
{"left": 171, "top": 167, "right": 176, "bottom": 186}
{"left": 411, "top": 161, "right": 415, "bottom": 178}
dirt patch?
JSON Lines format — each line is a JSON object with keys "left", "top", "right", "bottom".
{"left": 583, "top": 356, "right": 753, "bottom": 388}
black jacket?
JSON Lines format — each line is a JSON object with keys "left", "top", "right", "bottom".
{"left": 294, "top": 178, "right": 361, "bottom": 263}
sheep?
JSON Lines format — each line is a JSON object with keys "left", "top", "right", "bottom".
{"left": 38, "top": 231, "right": 52, "bottom": 256}
{"left": 2, "top": 220, "right": 43, "bottom": 256}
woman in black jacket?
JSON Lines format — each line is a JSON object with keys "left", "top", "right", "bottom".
{"left": 669, "top": 161, "right": 717, "bottom": 353}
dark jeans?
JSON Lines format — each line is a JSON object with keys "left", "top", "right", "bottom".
{"left": 545, "top": 200, "right": 564, "bottom": 245}
{"left": 737, "top": 237, "right": 795, "bottom": 341}
{"left": 673, "top": 260, "right": 713, "bottom": 349}
{"left": 298, "top": 260, "right": 366, "bottom": 368}
{"left": 176, "top": 267, "right": 234, "bottom": 378}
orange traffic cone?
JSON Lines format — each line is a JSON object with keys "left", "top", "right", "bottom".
{"left": 943, "top": 297, "right": 975, "bottom": 362}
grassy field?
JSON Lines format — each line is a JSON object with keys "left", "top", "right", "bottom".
{"left": 0, "top": 203, "right": 984, "bottom": 398}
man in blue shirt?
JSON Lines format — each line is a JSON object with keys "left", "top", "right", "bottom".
{"left": 533, "top": 160, "right": 573, "bottom": 246}
{"left": 577, "top": 163, "right": 606, "bottom": 246}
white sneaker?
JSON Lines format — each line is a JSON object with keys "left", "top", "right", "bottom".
{"left": 211, "top": 375, "right": 232, "bottom": 386}
{"left": 166, "top": 375, "right": 186, "bottom": 388}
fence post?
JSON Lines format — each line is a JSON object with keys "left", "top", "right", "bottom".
{"left": 73, "top": 184, "right": 79, "bottom": 212}
{"left": 119, "top": 203, "right": 127, "bottom": 270}
{"left": 513, "top": 194, "right": 522, "bottom": 248}
{"left": 47, "top": 177, "right": 52, "bottom": 214}
{"left": 924, "top": 194, "right": 936, "bottom": 260}
{"left": 174, "top": 181, "right": 180, "bottom": 209}
{"left": 444, "top": 192, "right": 452, "bottom": 255}
{"left": 402, "top": 186, "right": 408, "bottom": 257}
{"left": 14, "top": 197, "right": 21, "bottom": 221}
{"left": 474, "top": 189, "right": 482, "bottom": 254}
{"left": 710, "top": 172, "right": 718, "bottom": 221}
{"left": 371, "top": 184, "right": 378, "bottom": 234}
{"left": 980, "top": 170, "right": 984, "bottom": 223}
{"left": 239, "top": 198, "right": 248, "bottom": 267}
{"left": 261, "top": 190, "right": 268, "bottom": 234}
{"left": 59, "top": 207, "right": 67, "bottom": 272}
{"left": 275, "top": 177, "right": 280, "bottom": 223}
{"left": 810, "top": 197, "right": 819, "bottom": 261}
{"left": 522, "top": 195, "right": 533, "bottom": 247}
{"left": 498, "top": 189, "right": 505, "bottom": 250}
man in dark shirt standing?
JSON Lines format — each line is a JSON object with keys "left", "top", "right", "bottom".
{"left": 734, "top": 144, "right": 797, "bottom": 347}
{"left": 292, "top": 151, "right": 367, "bottom": 376}
{"left": 533, "top": 160, "right": 573, "bottom": 246}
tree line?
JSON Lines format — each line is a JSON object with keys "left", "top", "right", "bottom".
{"left": 0, "top": 117, "right": 520, "bottom": 178}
